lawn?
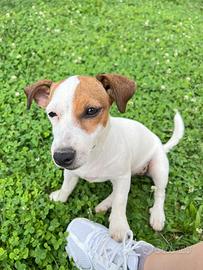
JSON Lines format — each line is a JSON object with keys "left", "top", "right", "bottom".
{"left": 0, "top": 0, "right": 203, "bottom": 269}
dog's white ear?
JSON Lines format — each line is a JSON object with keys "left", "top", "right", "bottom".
{"left": 24, "top": 79, "right": 53, "bottom": 109}
{"left": 96, "top": 74, "right": 136, "bottom": 113}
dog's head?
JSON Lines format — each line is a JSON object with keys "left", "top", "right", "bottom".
{"left": 25, "top": 74, "right": 136, "bottom": 170}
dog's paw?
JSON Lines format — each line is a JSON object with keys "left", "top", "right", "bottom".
{"left": 49, "top": 189, "right": 68, "bottom": 203}
{"left": 95, "top": 198, "right": 112, "bottom": 213}
{"left": 149, "top": 206, "right": 165, "bottom": 231}
{"left": 109, "top": 218, "right": 130, "bottom": 242}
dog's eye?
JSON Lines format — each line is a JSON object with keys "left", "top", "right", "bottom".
{"left": 84, "top": 107, "right": 101, "bottom": 118}
{"left": 48, "top": 111, "right": 57, "bottom": 118}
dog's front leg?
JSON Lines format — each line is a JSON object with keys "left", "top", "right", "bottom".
{"left": 109, "top": 174, "right": 131, "bottom": 242}
{"left": 50, "top": 170, "right": 78, "bottom": 202}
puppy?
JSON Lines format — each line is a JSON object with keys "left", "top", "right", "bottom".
{"left": 25, "top": 74, "right": 184, "bottom": 241}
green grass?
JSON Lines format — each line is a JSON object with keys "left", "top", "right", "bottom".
{"left": 0, "top": 0, "right": 203, "bottom": 269}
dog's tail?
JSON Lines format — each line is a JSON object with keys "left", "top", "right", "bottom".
{"left": 163, "top": 110, "right": 184, "bottom": 153}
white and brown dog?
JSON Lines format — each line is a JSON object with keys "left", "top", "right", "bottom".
{"left": 25, "top": 74, "right": 184, "bottom": 241}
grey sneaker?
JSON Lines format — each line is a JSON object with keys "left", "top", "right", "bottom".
{"left": 66, "top": 218, "right": 152, "bottom": 270}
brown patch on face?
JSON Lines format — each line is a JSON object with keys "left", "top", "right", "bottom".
{"left": 73, "top": 76, "right": 111, "bottom": 133}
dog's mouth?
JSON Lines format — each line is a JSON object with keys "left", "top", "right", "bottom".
{"left": 64, "top": 164, "right": 81, "bottom": 171}
{"left": 53, "top": 162, "right": 81, "bottom": 171}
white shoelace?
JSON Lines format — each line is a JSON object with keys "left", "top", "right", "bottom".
{"left": 87, "top": 230, "right": 141, "bottom": 270}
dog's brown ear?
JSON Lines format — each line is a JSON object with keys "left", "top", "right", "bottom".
{"left": 24, "top": 79, "right": 53, "bottom": 109}
{"left": 96, "top": 74, "right": 136, "bottom": 113}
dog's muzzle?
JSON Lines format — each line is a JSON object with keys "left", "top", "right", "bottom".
{"left": 53, "top": 147, "right": 76, "bottom": 168}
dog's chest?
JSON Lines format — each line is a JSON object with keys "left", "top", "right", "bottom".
{"left": 78, "top": 169, "right": 110, "bottom": 183}
{"left": 76, "top": 163, "right": 116, "bottom": 183}
{"left": 84, "top": 176, "right": 107, "bottom": 183}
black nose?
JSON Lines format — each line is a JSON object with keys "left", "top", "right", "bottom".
{"left": 53, "top": 148, "right": 76, "bottom": 167}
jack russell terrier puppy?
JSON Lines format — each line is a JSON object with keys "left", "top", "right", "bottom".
{"left": 25, "top": 74, "right": 184, "bottom": 241}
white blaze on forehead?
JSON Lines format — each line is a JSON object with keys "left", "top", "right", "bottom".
{"left": 47, "top": 76, "right": 80, "bottom": 113}
{"left": 47, "top": 75, "right": 81, "bottom": 151}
